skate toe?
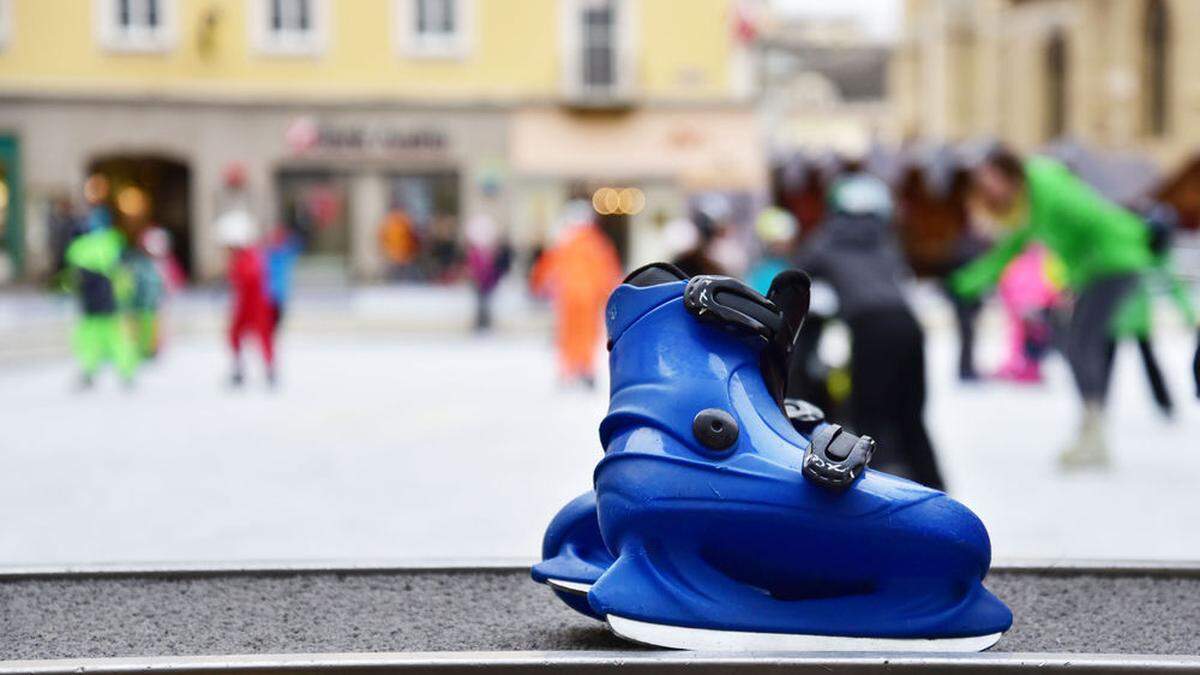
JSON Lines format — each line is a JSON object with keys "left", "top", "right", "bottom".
{"left": 898, "top": 494, "right": 993, "bottom": 577}
{"left": 886, "top": 496, "right": 1012, "bottom": 638}
{"left": 955, "top": 585, "right": 1014, "bottom": 637}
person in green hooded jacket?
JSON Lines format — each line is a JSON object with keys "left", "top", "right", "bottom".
{"left": 64, "top": 226, "right": 138, "bottom": 387}
{"left": 951, "top": 147, "right": 1166, "bottom": 468}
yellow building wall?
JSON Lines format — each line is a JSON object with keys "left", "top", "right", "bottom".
{"left": 892, "top": 0, "right": 1200, "bottom": 169}
{"left": 638, "top": 0, "right": 736, "bottom": 100}
{"left": 0, "top": 0, "right": 739, "bottom": 101}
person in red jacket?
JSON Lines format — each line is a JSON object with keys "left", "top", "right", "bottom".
{"left": 218, "top": 205, "right": 276, "bottom": 387}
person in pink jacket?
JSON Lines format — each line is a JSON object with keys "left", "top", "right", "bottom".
{"left": 994, "top": 244, "right": 1062, "bottom": 383}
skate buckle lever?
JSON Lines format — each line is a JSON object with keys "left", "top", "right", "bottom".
{"left": 684, "top": 276, "right": 783, "bottom": 343}
{"left": 803, "top": 424, "right": 874, "bottom": 490}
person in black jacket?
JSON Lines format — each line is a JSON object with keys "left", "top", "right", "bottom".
{"left": 795, "top": 172, "right": 945, "bottom": 490}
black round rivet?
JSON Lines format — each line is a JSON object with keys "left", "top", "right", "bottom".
{"left": 693, "top": 409, "right": 738, "bottom": 451}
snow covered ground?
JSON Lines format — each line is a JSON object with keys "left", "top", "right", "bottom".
{"left": 1, "top": 287, "right": 1197, "bottom": 567}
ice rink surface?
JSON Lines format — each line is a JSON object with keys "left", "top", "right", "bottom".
{"left": 1, "top": 290, "right": 1198, "bottom": 566}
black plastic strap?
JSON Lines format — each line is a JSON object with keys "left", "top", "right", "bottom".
{"left": 803, "top": 424, "right": 874, "bottom": 490}
{"left": 684, "top": 275, "right": 784, "bottom": 343}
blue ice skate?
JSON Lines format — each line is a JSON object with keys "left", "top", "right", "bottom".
{"left": 584, "top": 263, "right": 1011, "bottom": 651}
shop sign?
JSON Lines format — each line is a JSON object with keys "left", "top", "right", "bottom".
{"left": 286, "top": 117, "right": 448, "bottom": 156}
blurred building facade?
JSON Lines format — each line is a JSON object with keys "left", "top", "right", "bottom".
{"left": 892, "top": 0, "right": 1200, "bottom": 167}
{"left": 0, "top": 0, "right": 762, "bottom": 283}
{"left": 759, "top": 15, "right": 894, "bottom": 155}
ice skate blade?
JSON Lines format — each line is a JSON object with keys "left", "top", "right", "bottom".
{"left": 608, "top": 615, "right": 1003, "bottom": 652}
{"left": 545, "top": 578, "right": 592, "bottom": 595}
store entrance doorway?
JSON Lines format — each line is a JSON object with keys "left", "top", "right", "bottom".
{"left": 0, "top": 135, "right": 23, "bottom": 282}
{"left": 88, "top": 155, "right": 193, "bottom": 279}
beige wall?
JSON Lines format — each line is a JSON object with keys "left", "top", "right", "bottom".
{"left": 510, "top": 107, "right": 764, "bottom": 189}
{"left": 892, "top": 0, "right": 1200, "bottom": 171}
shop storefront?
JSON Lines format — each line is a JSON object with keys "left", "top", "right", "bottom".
{"left": 273, "top": 115, "right": 500, "bottom": 283}
{"left": 0, "top": 96, "right": 762, "bottom": 284}
{"left": 0, "top": 97, "right": 508, "bottom": 283}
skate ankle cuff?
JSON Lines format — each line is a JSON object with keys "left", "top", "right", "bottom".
{"left": 803, "top": 424, "right": 874, "bottom": 490}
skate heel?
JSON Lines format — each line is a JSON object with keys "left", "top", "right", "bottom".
{"left": 531, "top": 491, "right": 613, "bottom": 621}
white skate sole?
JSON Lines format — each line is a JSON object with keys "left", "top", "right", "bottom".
{"left": 608, "top": 615, "right": 1003, "bottom": 652}
{"left": 545, "top": 578, "right": 592, "bottom": 595}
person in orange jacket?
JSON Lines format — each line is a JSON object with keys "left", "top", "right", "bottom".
{"left": 531, "top": 201, "right": 622, "bottom": 388}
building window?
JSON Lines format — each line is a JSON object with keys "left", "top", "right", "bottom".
{"left": 253, "top": 0, "right": 326, "bottom": 56}
{"left": 96, "top": 0, "right": 176, "bottom": 52}
{"left": 397, "top": 0, "right": 472, "bottom": 59}
{"left": 562, "top": 0, "right": 634, "bottom": 101}
{"left": 1143, "top": 0, "right": 1170, "bottom": 137}
{"left": 581, "top": 2, "right": 616, "bottom": 89}
{"left": 0, "top": 0, "right": 11, "bottom": 50}
{"left": 271, "top": 0, "right": 311, "bottom": 34}
{"left": 1044, "top": 30, "right": 1068, "bottom": 141}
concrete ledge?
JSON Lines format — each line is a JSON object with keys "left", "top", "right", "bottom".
{"left": 4, "top": 651, "right": 1200, "bottom": 675}
{"left": 4, "top": 558, "right": 1198, "bottom": 580}
{"left": 3, "top": 563, "right": 1200, "bottom": 672}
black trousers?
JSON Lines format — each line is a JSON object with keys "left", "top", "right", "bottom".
{"left": 474, "top": 286, "right": 494, "bottom": 331}
{"left": 847, "top": 307, "right": 945, "bottom": 491}
{"left": 947, "top": 290, "right": 982, "bottom": 380}
{"left": 1066, "top": 273, "right": 1137, "bottom": 404}
{"left": 1104, "top": 337, "right": 1174, "bottom": 415}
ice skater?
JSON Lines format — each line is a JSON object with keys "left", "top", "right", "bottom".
{"left": 264, "top": 224, "right": 302, "bottom": 332}
{"left": 65, "top": 225, "right": 138, "bottom": 388}
{"left": 464, "top": 212, "right": 512, "bottom": 332}
{"left": 217, "top": 196, "right": 276, "bottom": 387}
{"left": 530, "top": 201, "right": 622, "bottom": 388}
{"left": 938, "top": 167, "right": 990, "bottom": 382}
{"left": 992, "top": 244, "right": 1063, "bottom": 384}
{"left": 747, "top": 206, "right": 797, "bottom": 295}
{"left": 124, "top": 235, "right": 166, "bottom": 360}
{"left": 953, "top": 147, "right": 1160, "bottom": 468}
{"left": 795, "top": 172, "right": 945, "bottom": 490}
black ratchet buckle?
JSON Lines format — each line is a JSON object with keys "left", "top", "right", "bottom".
{"left": 803, "top": 424, "right": 874, "bottom": 490}
{"left": 784, "top": 398, "right": 825, "bottom": 433}
{"left": 684, "top": 275, "right": 783, "bottom": 343}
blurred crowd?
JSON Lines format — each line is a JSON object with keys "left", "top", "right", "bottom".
{"left": 525, "top": 144, "right": 1200, "bottom": 489}
{"left": 49, "top": 142, "right": 1200, "bottom": 493}
{"left": 51, "top": 173, "right": 184, "bottom": 388}
{"left": 51, "top": 165, "right": 301, "bottom": 389}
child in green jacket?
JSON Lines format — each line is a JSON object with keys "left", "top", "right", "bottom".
{"left": 64, "top": 227, "right": 138, "bottom": 387}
